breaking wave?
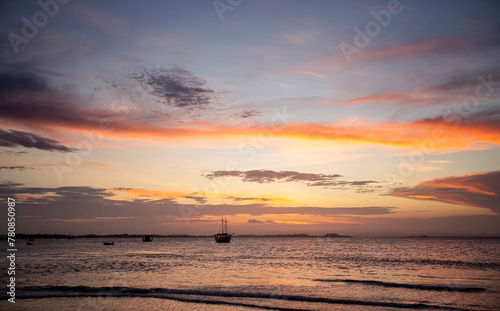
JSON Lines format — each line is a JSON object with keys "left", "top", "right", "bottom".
{"left": 313, "top": 278, "right": 486, "bottom": 292}
{"left": 17, "top": 285, "right": 478, "bottom": 310}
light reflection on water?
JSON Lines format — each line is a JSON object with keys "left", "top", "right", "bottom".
{"left": 3, "top": 237, "right": 499, "bottom": 310}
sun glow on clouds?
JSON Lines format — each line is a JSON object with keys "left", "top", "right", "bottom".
{"left": 1, "top": 0, "right": 499, "bottom": 235}
{"left": 46, "top": 217, "right": 137, "bottom": 223}
{"left": 390, "top": 171, "right": 500, "bottom": 214}
{"left": 1, "top": 70, "right": 499, "bottom": 154}
{"left": 233, "top": 214, "right": 362, "bottom": 226}
{"left": 110, "top": 187, "right": 291, "bottom": 205}
{"left": 409, "top": 195, "right": 437, "bottom": 199}
{"left": 67, "top": 118, "right": 498, "bottom": 155}
{"left": 292, "top": 71, "right": 329, "bottom": 79}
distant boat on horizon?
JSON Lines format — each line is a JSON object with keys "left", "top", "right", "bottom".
{"left": 27, "top": 238, "right": 34, "bottom": 245}
{"left": 215, "top": 216, "right": 232, "bottom": 243}
{"left": 103, "top": 241, "right": 114, "bottom": 245}
{"left": 143, "top": 235, "right": 153, "bottom": 242}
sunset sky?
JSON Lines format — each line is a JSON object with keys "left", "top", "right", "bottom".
{"left": 1, "top": 0, "right": 499, "bottom": 236}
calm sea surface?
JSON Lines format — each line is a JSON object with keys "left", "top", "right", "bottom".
{"left": 1, "top": 237, "right": 499, "bottom": 310}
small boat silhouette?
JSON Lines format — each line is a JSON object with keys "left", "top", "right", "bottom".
{"left": 27, "top": 239, "right": 34, "bottom": 245}
{"left": 215, "top": 216, "right": 233, "bottom": 243}
{"left": 103, "top": 241, "right": 115, "bottom": 245}
{"left": 143, "top": 235, "right": 153, "bottom": 242}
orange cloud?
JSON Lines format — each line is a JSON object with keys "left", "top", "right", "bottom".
{"left": 2, "top": 68, "right": 498, "bottom": 153}
{"left": 408, "top": 195, "right": 437, "bottom": 199}
{"left": 390, "top": 171, "right": 500, "bottom": 213}
{"left": 343, "top": 92, "right": 404, "bottom": 105}
{"left": 2, "top": 75, "right": 499, "bottom": 153}
{"left": 292, "top": 70, "right": 328, "bottom": 79}
{"left": 26, "top": 113, "right": 500, "bottom": 153}
{"left": 367, "top": 37, "right": 453, "bottom": 59}
{"left": 83, "top": 162, "right": 110, "bottom": 168}
{"left": 339, "top": 91, "right": 436, "bottom": 106}
{"left": 310, "top": 33, "right": 496, "bottom": 70}
{"left": 239, "top": 213, "right": 363, "bottom": 225}
{"left": 111, "top": 187, "right": 290, "bottom": 205}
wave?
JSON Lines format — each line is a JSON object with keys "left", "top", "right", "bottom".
{"left": 313, "top": 255, "right": 500, "bottom": 270}
{"left": 17, "top": 285, "right": 477, "bottom": 310}
{"left": 313, "top": 279, "right": 486, "bottom": 292}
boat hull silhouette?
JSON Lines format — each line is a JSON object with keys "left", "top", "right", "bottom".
{"left": 215, "top": 216, "right": 232, "bottom": 243}
{"left": 215, "top": 233, "right": 231, "bottom": 243}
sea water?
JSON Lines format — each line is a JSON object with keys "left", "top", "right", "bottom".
{"left": 1, "top": 237, "right": 499, "bottom": 310}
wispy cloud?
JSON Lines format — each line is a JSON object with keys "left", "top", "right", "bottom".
{"left": 137, "top": 31, "right": 178, "bottom": 47}
{"left": 0, "top": 128, "right": 75, "bottom": 152}
{"left": 292, "top": 70, "right": 328, "bottom": 79}
{"left": 130, "top": 67, "right": 226, "bottom": 110}
{"left": 204, "top": 169, "right": 341, "bottom": 183}
{"left": 389, "top": 171, "right": 500, "bottom": 214}
{"left": 286, "top": 30, "right": 321, "bottom": 45}
{"left": 248, "top": 219, "right": 275, "bottom": 224}
{"left": 204, "top": 169, "right": 379, "bottom": 192}
{"left": 70, "top": 3, "right": 126, "bottom": 35}
{"left": 224, "top": 196, "right": 272, "bottom": 203}
{"left": 0, "top": 166, "right": 35, "bottom": 171}
{"left": 110, "top": 187, "right": 205, "bottom": 202}
{"left": 183, "top": 195, "right": 207, "bottom": 204}
{"left": 313, "top": 33, "right": 500, "bottom": 69}
{"left": 112, "top": 187, "right": 290, "bottom": 205}
{"left": 340, "top": 67, "right": 500, "bottom": 107}
{"left": 230, "top": 109, "right": 264, "bottom": 119}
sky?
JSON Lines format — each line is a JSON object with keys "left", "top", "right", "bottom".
{"left": 1, "top": 0, "right": 499, "bottom": 236}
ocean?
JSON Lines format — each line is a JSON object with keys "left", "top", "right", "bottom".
{"left": 1, "top": 237, "right": 499, "bottom": 310}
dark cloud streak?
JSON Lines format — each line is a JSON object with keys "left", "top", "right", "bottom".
{"left": 230, "top": 109, "right": 264, "bottom": 119}
{"left": 0, "top": 166, "right": 34, "bottom": 171}
{"left": 131, "top": 67, "right": 224, "bottom": 110}
{"left": 204, "top": 169, "right": 379, "bottom": 192}
{"left": 248, "top": 219, "right": 275, "bottom": 224}
{"left": 0, "top": 128, "right": 75, "bottom": 152}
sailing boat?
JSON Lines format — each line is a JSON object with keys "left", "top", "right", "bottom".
{"left": 215, "top": 216, "right": 232, "bottom": 243}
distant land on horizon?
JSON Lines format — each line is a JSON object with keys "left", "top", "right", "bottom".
{"left": 1, "top": 233, "right": 353, "bottom": 239}
{"left": 3, "top": 233, "right": 499, "bottom": 239}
